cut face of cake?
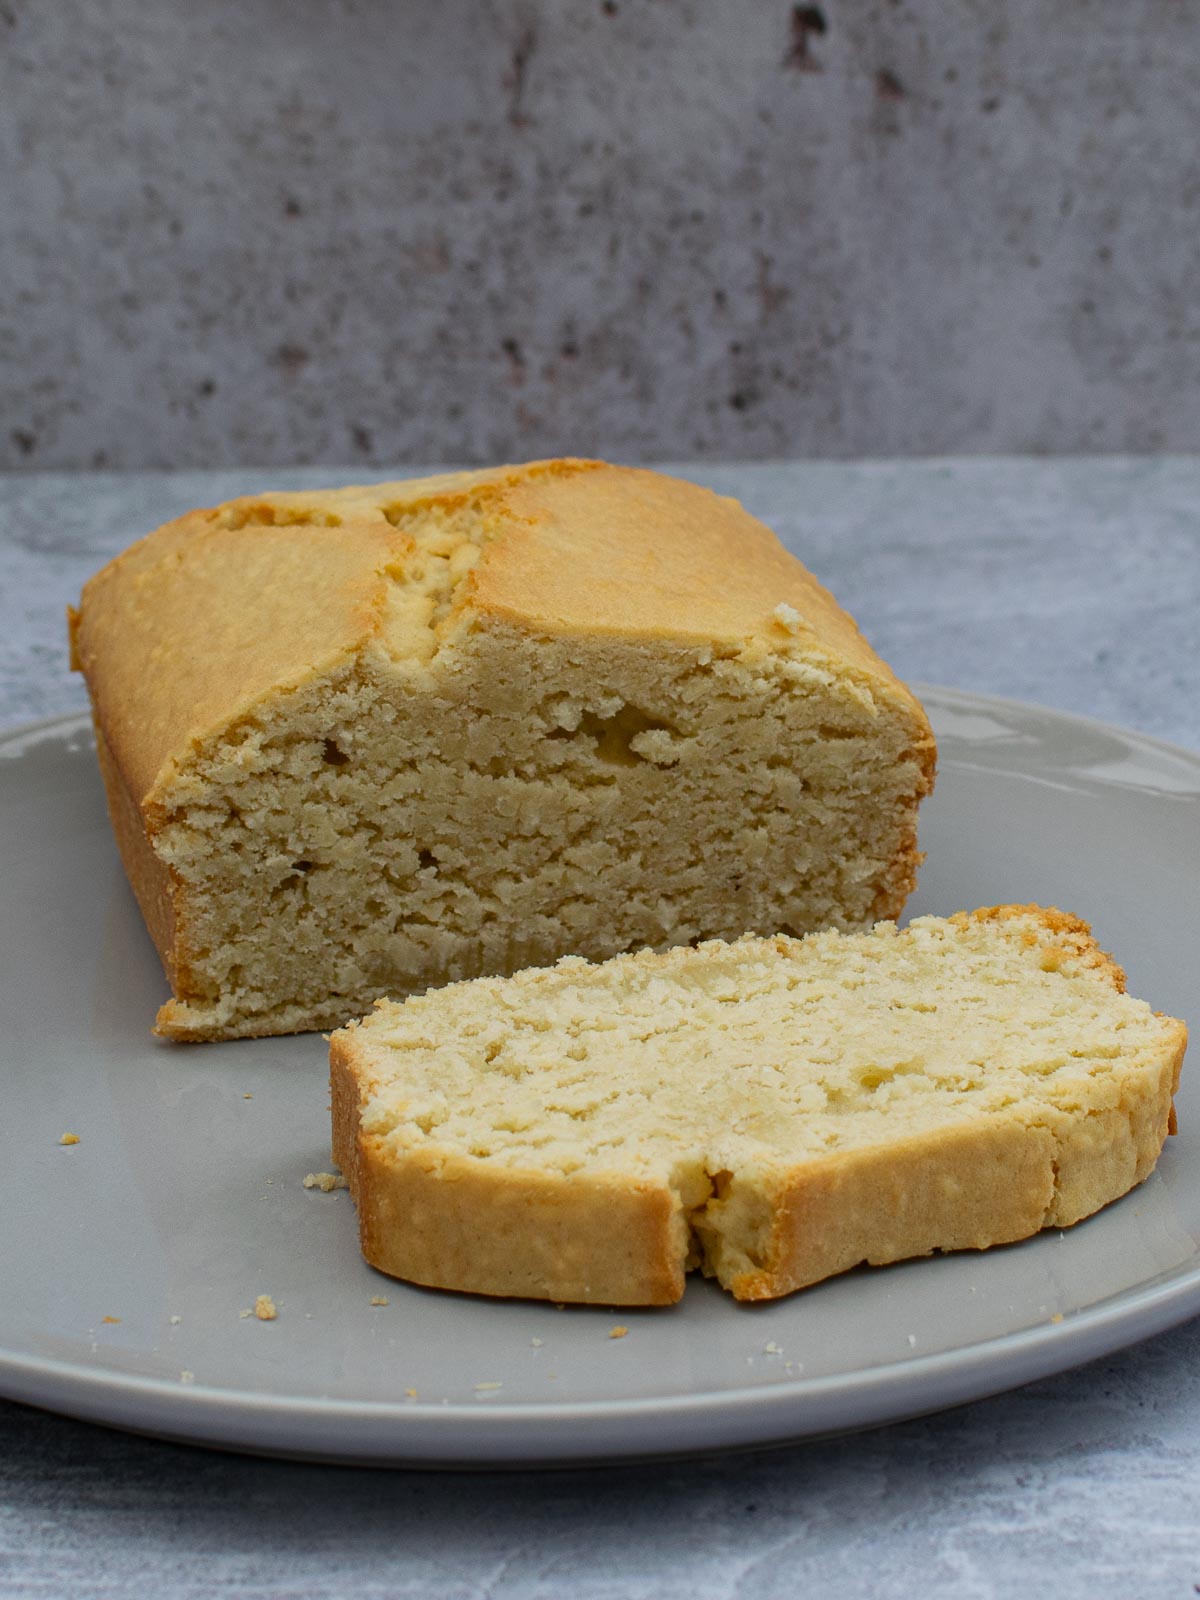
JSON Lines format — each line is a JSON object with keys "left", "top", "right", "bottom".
{"left": 70, "top": 460, "right": 935, "bottom": 1040}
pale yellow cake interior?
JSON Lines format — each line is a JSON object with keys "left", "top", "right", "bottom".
{"left": 150, "top": 490, "right": 929, "bottom": 1038}
{"left": 347, "top": 912, "right": 1181, "bottom": 1291}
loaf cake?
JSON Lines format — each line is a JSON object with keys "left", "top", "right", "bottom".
{"left": 70, "top": 459, "right": 935, "bottom": 1041}
{"left": 330, "top": 907, "right": 1186, "bottom": 1305}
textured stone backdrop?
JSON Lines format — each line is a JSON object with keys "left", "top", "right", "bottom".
{"left": 2, "top": 0, "right": 1198, "bottom": 469}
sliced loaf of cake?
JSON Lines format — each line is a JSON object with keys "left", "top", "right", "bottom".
{"left": 70, "top": 460, "right": 934, "bottom": 1040}
{"left": 330, "top": 906, "right": 1186, "bottom": 1305}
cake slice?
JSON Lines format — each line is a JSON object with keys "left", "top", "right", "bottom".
{"left": 330, "top": 907, "right": 1186, "bottom": 1305}
{"left": 69, "top": 459, "right": 934, "bottom": 1041}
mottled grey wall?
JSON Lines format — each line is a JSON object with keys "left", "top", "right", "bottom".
{"left": 2, "top": 0, "right": 1198, "bottom": 470}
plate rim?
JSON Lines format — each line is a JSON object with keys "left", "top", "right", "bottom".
{"left": 3, "top": 689, "right": 1199, "bottom": 1465}
{"left": 3, "top": 1254, "right": 1200, "bottom": 1466}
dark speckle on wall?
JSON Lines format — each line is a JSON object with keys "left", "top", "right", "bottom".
{"left": 501, "top": 337, "right": 527, "bottom": 383}
{"left": 504, "top": 20, "right": 539, "bottom": 129}
{"left": 876, "top": 67, "right": 905, "bottom": 99}
{"left": 272, "top": 345, "right": 312, "bottom": 377}
{"left": 784, "top": 4, "right": 828, "bottom": 72}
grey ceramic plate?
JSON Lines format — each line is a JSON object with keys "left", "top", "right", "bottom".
{"left": 2, "top": 689, "right": 1199, "bottom": 1467}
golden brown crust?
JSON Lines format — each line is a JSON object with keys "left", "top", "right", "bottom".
{"left": 476, "top": 467, "right": 903, "bottom": 670}
{"left": 724, "top": 1034, "right": 1185, "bottom": 1299}
{"left": 91, "top": 713, "right": 183, "bottom": 994}
{"left": 953, "top": 903, "right": 1128, "bottom": 990}
{"left": 723, "top": 1117, "right": 1062, "bottom": 1301}
{"left": 330, "top": 1029, "right": 686, "bottom": 1304}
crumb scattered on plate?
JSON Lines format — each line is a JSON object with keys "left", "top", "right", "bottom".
{"left": 369, "top": 1296, "right": 389, "bottom": 1306}
{"left": 101, "top": 1316, "right": 121, "bottom": 1325}
{"left": 169, "top": 1315, "right": 182, "bottom": 1325}
{"left": 530, "top": 1337, "right": 544, "bottom": 1348}
{"left": 763, "top": 1341, "right": 783, "bottom": 1355}
{"left": 254, "top": 1294, "right": 277, "bottom": 1321}
{"left": 1051, "top": 1312, "right": 1064, "bottom": 1324}
{"left": 58, "top": 1133, "right": 79, "bottom": 1146}
{"left": 180, "top": 1370, "right": 194, "bottom": 1384}
{"left": 303, "top": 1171, "right": 348, "bottom": 1192}
{"left": 474, "top": 1381, "right": 502, "bottom": 1392}
{"left": 609, "top": 1325, "right": 629, "bottom": 1340}
{"left": 405, "top": 1388, "right": 418, "bottom": 1399}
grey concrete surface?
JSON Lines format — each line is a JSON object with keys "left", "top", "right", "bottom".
{"left": 2, "top": 457, "right": 1200, "bottom": 1596}
{"left": 3, "top": 1, "right": 1200, "bottom": 471}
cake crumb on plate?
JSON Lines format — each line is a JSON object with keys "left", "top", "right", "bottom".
{"left": 303, "top": 1171, "right": 348, "bottom": 1192}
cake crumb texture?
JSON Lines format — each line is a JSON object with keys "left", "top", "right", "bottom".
{"left": 329, "top": 907, "right": 1186, "bottom": 1306}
